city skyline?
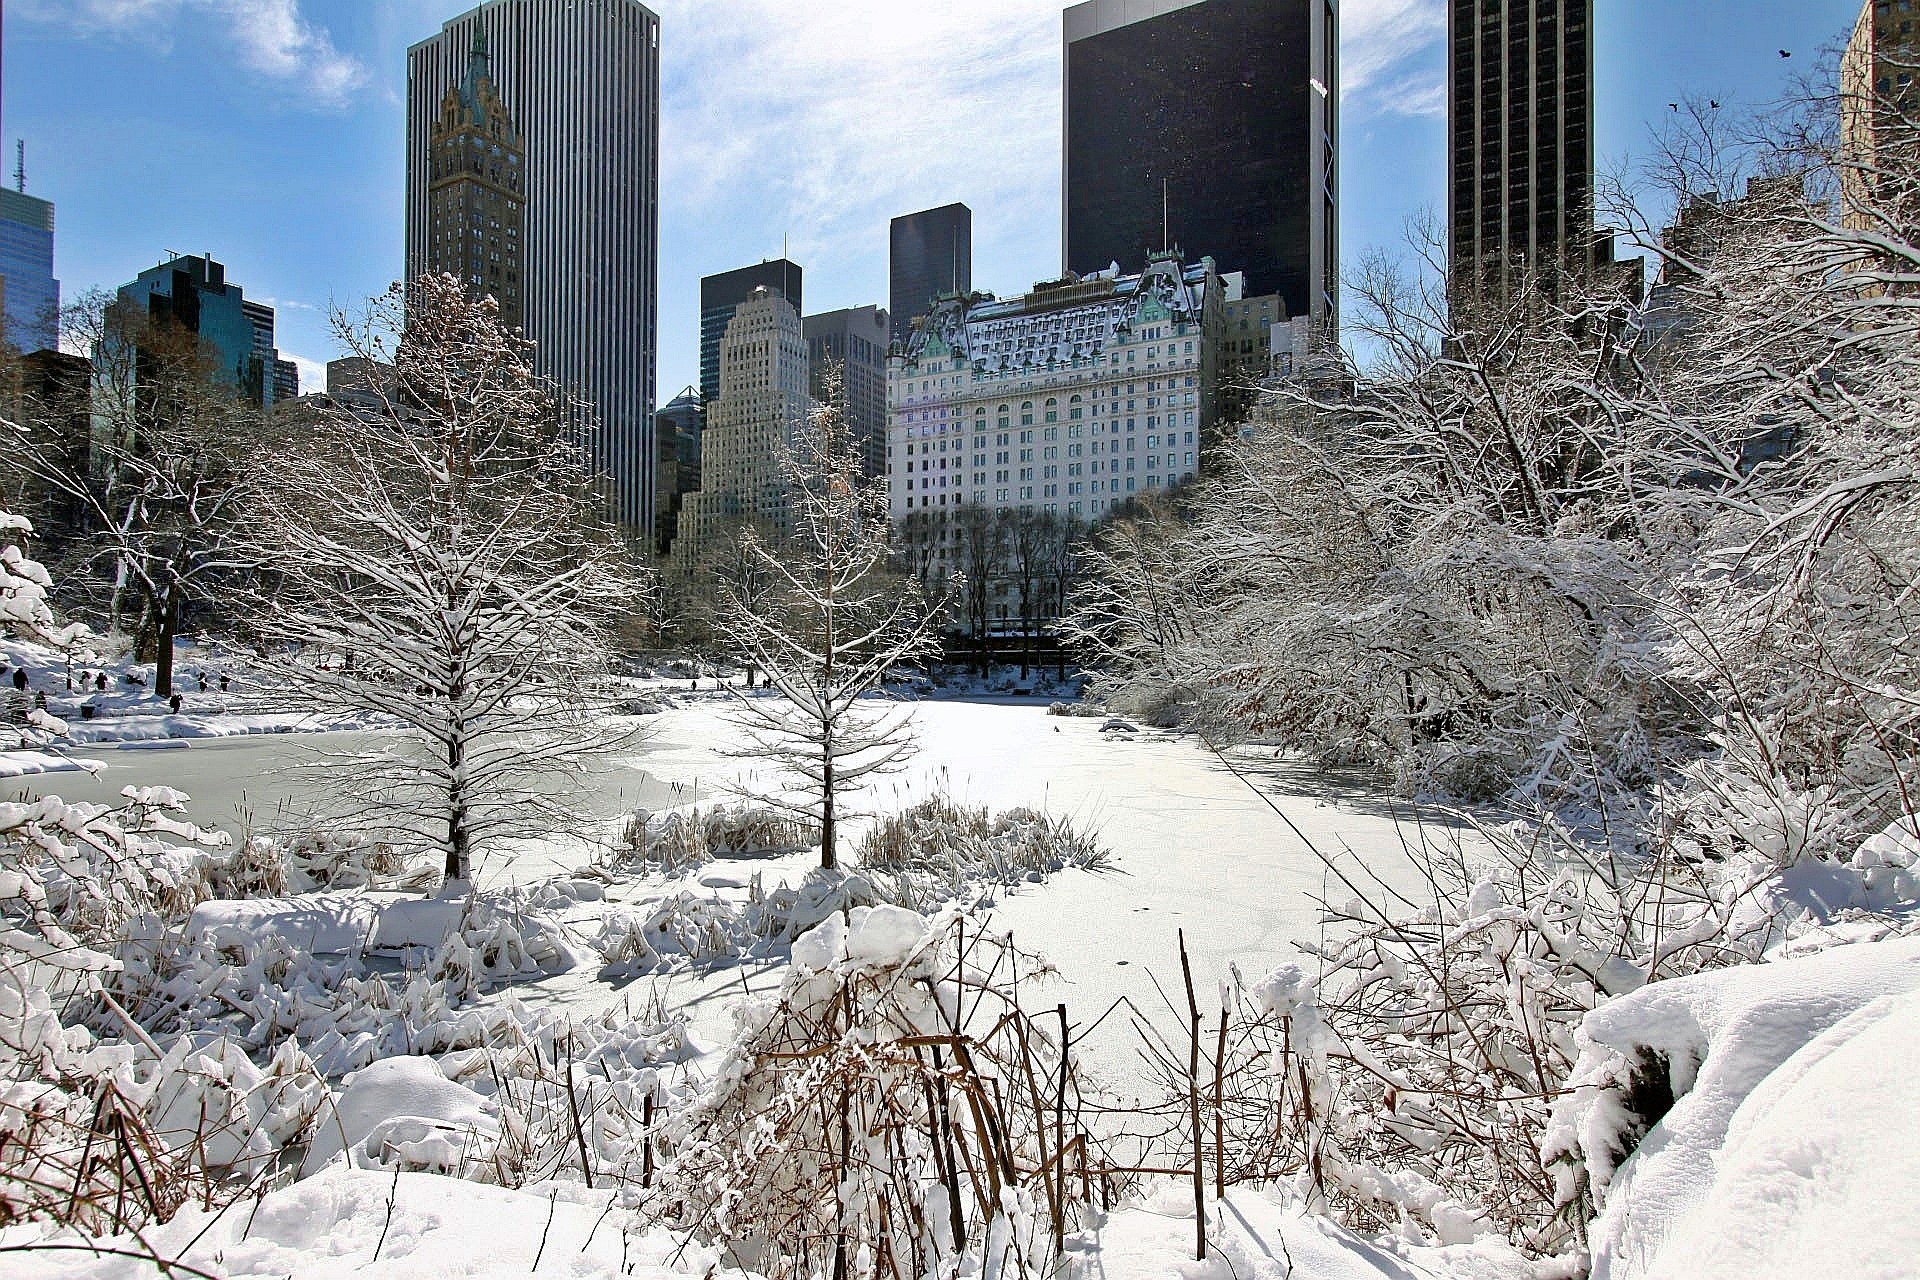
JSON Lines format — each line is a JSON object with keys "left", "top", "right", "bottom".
{"left": 5, "top": 0, "right": 1860, "bottom": 401}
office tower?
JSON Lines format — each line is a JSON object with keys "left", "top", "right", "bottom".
{"left": 423, "top": 32, "right": 526, "bottom": 330}
{"left": 699, "top": 259, "right": 802, "bottom": 407}
{"left": 0, "top": 178, "right": 59, "bottom": 352}
{"left": 653, "top": 386, "right": 702, "bottom": 555}
{"left": 1842, "top": 0, "right": 1920, "bottom": 224}
{"left": 407, "top": 0, "right": 661, "bottom": 533}
{"left": 1063, "top": 0, "right": 1337, "bottom": 328}
{"left": 240, "top": 299, "right": 300, "bottom": 408}
{"left": 673, "top": 288, "right": 811, "bottom": 571}
{"left": 803, "top": 305, "right": 890, "bottom": 478}
{"left": 1448, "top": 0, "right": 1596, "bottom": 294}
{"left": 888, "top": 252, "right": 1225, "bottom": 525}
{"left": 118, "top": 256, "right": 272, "bottom": 408}
{"left": 889, "top": 203, "right": 971, "bottom": 347}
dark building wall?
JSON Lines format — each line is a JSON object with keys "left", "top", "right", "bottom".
{"left": 889, "top": 204, "right": 971, "bottom": 347}
{"left": 1064, "top": 0, "right": 1335, "bottom": 325}
{"left": 803, "top": 305, "right": 890, "bottom": 479}
{"left": 699, "top": 259, "right": 802, "bottom": 407}
{"left": 1448, "top": 0, "right": 1594, "bottom": 291}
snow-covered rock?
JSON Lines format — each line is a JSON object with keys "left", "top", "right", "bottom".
{"left": 302, "top": 1055, "right": 497, "bottom": 1176}
{"left": 1551, "top": 935, "right": 1920, "bottom": 1279}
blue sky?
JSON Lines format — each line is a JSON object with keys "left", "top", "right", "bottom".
{"left": 5, "top": 0, "right": 1864, "bottom": 399}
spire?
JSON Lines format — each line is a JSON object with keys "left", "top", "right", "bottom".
{"left": 459, "top": 27, "right": 499, "bottom": 129}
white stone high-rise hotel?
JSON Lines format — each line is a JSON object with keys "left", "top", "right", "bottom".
{"left": 886, "top": 252, "right": 1225, "bottom": 524}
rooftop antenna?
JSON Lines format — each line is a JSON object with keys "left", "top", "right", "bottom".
{"left": 1162, "top": 178, "right": 1170, "bottom": 254}
{"left": 14, "top": 141, "right": 24, "bottom": 194}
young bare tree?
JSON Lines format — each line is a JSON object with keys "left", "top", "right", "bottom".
{"left": 7, "top": 290, "right": 264, "bottom": 695}
{"left": 715, "top": 398, "right": 947, "bottom": 869}
{"left": 951, "top": 502, "right": 1005, "bottom": 676}
{"left": 251, "top": 276, "right": 642, "bottom": 888}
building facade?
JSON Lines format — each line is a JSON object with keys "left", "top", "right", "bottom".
{"left": 1841, "top": 0, "right": 1920, "bottom": 224}
{"left": 240, "top": 299, "right": 299, "bottom": 408}
{"left": 407, "top": 0, "right": 661, "bottom": 534}
{"left": 1063, "top": 0, "right": 1337, "bottom": 328}
{"left": 0, "top": 186, "right": 58, "bottom": 352}
{"left": 425, "top": 32, "right": 526, "bottom": 330}
{"left": 887, "top": 252, "right": 1224, "bottom": 526}
{"left": 699, "top": 259, "right": 802, "bottom": 407}
{"left": 672, "top": 288, "right": 812, "bottom": 570}
{"left": 652, "top": 386, "right": 702, "bottom": 555}
{"left": 889, "top": 203, "right": 971, "bottom": 348}
{"left": 1448, "top": 0, "right": 1596, "bottom": 294}
{"left": 117, "top": 256, "right": 273, "bottom": 408}
{"left": 803, "top": 305, "right": 890, "bottom": 479}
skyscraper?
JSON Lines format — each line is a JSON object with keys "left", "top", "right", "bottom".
{"left": 889, "top": 204, "right": 971, "bottom": 347}
{"left": 241, "top": 299, "right": 300, "bottom": 408}
{"left": 673, "top": 288, "right": 812, "bottom": 571}
{"left": 699, "top": 259, "right": 802, "bottom": 407}
{"left": 0, "top": 183, "right": 59, "bottom": 352}
{"left": 407, "top": 0, "right": 661, "bottom": 533}
{"left": 1447, "top": 0, "right": 1595, "bottom": 294}
{"left": 804, "top": 305, "right": 890, "bottom": 478}
{"left": 425, "top": 32, "right": 526, "bottom": 330}
{"left": 117, "top": 255, "right": 274, "bottom": 408}
{"left": 1062, "top": 0, "right": 1337, "bottom": 328}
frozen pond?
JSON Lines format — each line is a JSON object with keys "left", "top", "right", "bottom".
{"left": 12, "top": 698, "right": 1463, "bottom": 1076}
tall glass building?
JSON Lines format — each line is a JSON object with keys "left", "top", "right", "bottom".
{"left": 1448, "top": 0, "right": 1595, "bottom": 294}
{"left": 889, "top": 203, "right": 971, "bottom": 348}
{"left": 407, "top": 0, "right": 661, "bottom": 534}
{"left": 0, "top": 187, "right": 59, "bottom": 352}
{"left": 1063, "top": 0, "right": 1337, "bottom": 328}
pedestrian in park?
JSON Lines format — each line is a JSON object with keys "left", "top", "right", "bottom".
{"left": 169, "top": 692, "right": 183, "bottom": 713}
{"left": 11, "top": 668, "right": 26, "bottom": 692}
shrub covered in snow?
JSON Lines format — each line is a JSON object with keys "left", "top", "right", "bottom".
{"left": 857, "top": 795, "right": 1110, "bottom": 890}
{"left": 607, "top": 803, "right": 820, "bottom": 877}
{"left": 653, "top": 907, "right": 1114, "bottom": 1279}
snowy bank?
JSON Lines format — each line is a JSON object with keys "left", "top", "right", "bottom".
{"left": 1552, "top": 935, "right": 1920, "bottom": 1279}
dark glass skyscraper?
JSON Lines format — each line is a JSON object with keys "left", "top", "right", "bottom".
{"left": 698, "top": 259, "right": 801, "bottom": 407}
{"left": 1448, "top": 0, "right": 1594, "bottom": 293}
{"left": 1063, "top": 0, "right": 1337, "bottom": 327}
{"left": 888, "top": 203, "right": 971, "bottom": 348}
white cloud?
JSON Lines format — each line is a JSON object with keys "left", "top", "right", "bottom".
{"left": 17, "top": 0, "right": 367, "bottom": 106}
{"left": 287, "top": 352, "right": 328, "bottom": 395}
{"left": 1342, "top": 0, "right": 1448, "bottom": 118}
{"left": 656, "top": 0, "right": 1061, "bottom": 281}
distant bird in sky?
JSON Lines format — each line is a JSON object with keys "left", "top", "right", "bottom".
{"left": 1780, "top": 49, "right": 1793, "bottom": 58}
{"left": 1669, "top": 102, "right": 1679, "bottom": 110}
{"left": 1711, "top": 100, "right": 1722, "bottom": 108}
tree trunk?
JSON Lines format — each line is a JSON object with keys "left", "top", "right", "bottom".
{"left": 154, "top": 580, "right": 178, "bottom": 697}
{"left": 821, "top": 752, "right": 836, "bottom": 870}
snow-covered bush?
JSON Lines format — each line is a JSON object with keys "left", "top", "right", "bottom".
{"left": 607, "top": 803, "right": 821, "bottom": 876}
{"left": 857, "top": 795, "right": 1110, "bottom": 890}
{"left": 653, "top": 907, "right": 1112, "bottom": 1278}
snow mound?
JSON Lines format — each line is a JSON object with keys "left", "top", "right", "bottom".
{"left": 1551, "top": 935, "right": 1920, "bottom": 1279}
{"left": 0, "top": 1166, "right": 741, "bottom": 1279}
{"left": 1065, "top": 1183, "right": 1535, "bottom": 1280}
{"left": 189, "top": 892, "right": 379, "bottom": 956}
{"left": 302, "top": 1055, "right": 497, "bottom": 1176}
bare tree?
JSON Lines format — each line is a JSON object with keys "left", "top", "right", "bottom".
{"left": 951, "top": 502, "right": 1005, "bottom": 677}
{"left": 8, "top": 290, "right": 264, "bottom": 695}
{"left": 714, "top": 397, "right": 947, "bottom": 869}
{"left": 250, "top": 276, "right": 642, "bottom": 889}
